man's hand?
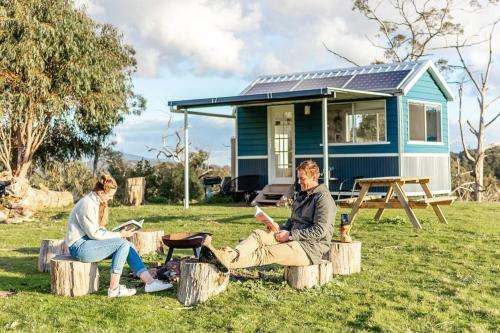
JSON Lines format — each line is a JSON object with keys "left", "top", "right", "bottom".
{"left": 274, "top": 230, "right": 290, "bottom": 243}
{"left": 120, "top": 229, "right": 137, "bottom": 238}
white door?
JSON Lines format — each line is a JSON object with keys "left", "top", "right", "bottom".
{"left": 268, "top": 105, "right": 295, "bottom": 184}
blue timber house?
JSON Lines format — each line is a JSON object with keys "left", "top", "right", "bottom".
{"left": 169, "top": 60, "right": 454, "bottom": 197}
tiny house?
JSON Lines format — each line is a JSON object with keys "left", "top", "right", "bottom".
{"left": 169, "top": 60, "right": 454, "bottom": 198}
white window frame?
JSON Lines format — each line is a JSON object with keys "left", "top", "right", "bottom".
{"left": 407, "top": 99, "right": 444, "bottom": 145}
{"left": 327, "top": 99, "right": 389, "bottom": 146}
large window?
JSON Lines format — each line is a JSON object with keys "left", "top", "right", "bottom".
{"left": 327, "top": 100, "right": 386, "bottom": 143}
{"left": 409, "top": 102, "right": 442, "bottom": 142}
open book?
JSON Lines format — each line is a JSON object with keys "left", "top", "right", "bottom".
{"left": 254, "top": 206, "right": 280, "bottom": 232}
{"left": 111, "top": 219, "right": 144, "bottom": 232}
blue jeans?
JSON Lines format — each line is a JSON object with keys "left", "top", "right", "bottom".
{"left": 69, "top": 236, "right": 147, "bottom": 276}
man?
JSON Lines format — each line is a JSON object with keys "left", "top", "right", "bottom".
{"left": 200, "top": 160, "right": 336, "bottom": 272}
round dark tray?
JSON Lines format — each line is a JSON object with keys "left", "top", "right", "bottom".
{"left": 161, "top": 232, "right": 212, "bottom": 248}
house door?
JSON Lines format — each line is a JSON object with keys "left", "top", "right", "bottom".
{"left": 268, "top": 105, "right": 295, "bottom": 184}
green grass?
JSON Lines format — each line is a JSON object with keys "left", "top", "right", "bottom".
{"left": 0, "top": 202, "right": 499, "bottom": 332}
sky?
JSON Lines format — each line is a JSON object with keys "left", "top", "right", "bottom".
{"left": 76, "top": 0, "right": 500, "bottom": 165}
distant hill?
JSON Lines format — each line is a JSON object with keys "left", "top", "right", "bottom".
{"left": 119, "top": 151, "right": 152, "bottom": 162}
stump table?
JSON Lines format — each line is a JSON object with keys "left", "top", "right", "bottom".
{"left": 330, "top": 241, "right": 361, "bottom": 275}
{"left": 127, "top": 230, "right": 164, "bottom": 256}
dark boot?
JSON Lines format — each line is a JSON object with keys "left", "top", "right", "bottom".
{"left": 198, "top": 236, "right": 233, "bottom": 273}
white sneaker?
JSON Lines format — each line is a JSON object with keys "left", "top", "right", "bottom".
{"left": 145, "top": 279, "right": 173, "bottom": 293}
{"left": 108, "top": 285, "right": 137, "bottom": 298}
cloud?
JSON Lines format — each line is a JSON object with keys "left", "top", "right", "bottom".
{"left": 80, "top": 0, "right": 262, "bottom": 77}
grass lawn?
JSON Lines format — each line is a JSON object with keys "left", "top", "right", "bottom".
{"left": 0, "top": 202, "right": 499, "bottom": 332}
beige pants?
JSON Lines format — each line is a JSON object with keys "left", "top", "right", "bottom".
{"left": 225, "top": 229, "right": 311, "bottom": 269}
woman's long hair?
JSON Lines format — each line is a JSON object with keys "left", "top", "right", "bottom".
{"left": 93, "top": 174, "right": 117, "bottom": 227}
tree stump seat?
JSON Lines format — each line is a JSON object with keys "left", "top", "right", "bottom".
{"left": 50, "top": 255, "right": 99, "bottom": 297}
{"left": 177, "top": 260, "right": 230, "bottom": 306}
{"left": 38, "top": 239, "right": 68, "bottom": 272}
{"left": 330, "top": 241, "right": 362, "bottom": 275}
{"left": 284, "top": 260, "right": 333, "bottom": 289}
{"left": 127, "top": 230, "right": 164, "bottom": 256}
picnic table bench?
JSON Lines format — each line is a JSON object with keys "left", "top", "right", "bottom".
{"left": 336, "top": 176, "right": 456, "bottom": 230}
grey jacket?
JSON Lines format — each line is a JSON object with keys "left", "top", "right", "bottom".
{"left": 281, "top": 184, "right": 336, "bottom": 264}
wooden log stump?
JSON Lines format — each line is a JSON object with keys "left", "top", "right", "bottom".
{"left": 38, "top": 239, "right": 68, "bottom": 272}
{"left": 177, "top": 260, "right": 230, "bottom": 306}
{"left": 50, "top": 255, "right": 99, "bottom": 297}
{"left": 330, "top": 241, "right": 361, "bottom": 275}
{"left": 284, "top": 260, "right": 333, "bottom": 289}
{"left": 124, "top": 177, "right": 145, "bottom": 206}
{"left": 127, "top": 230, "right": 164, "bottom": 256}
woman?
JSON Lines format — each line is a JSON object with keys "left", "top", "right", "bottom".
{"left": 65, "top": 174, "right": 171, "bottom": 297}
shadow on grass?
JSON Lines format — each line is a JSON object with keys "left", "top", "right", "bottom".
{"left": 347, "top": 308, "right": 383, "bottom": 332}
{"left": 12, "top": 247, "right": 39, "bottom": 255}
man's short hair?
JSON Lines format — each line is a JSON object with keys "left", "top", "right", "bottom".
{"left": 297, "top": 160, "right": 320, "bottom": 178}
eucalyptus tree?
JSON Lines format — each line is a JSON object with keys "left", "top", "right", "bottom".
{"left": 0, "top": 0, "right": 145, "bottom": 178}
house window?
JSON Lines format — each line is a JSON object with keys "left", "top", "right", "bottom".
{"left": 409, "top": 102, "right": 442, "bottom": 142}
{"left": 328, "top": 100, "right": 386, "bottom": 143}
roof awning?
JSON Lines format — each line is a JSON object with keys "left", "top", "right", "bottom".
{"left": 168, "top": 87, "right": 392, "bottom": 110}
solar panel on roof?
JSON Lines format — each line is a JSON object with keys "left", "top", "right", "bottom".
{"left": 244, "top": 80, "right": 299, "bottom": 95}
{"left": 345, "top": 70, "right": 411, "bottom": 91}
{"left": 294, "top": 76, "right": 352, "bottom": 91}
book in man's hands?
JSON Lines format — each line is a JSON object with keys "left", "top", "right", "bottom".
{"left": 111, "top": 219, "right": 144, "bottom": 232}
{"left": 254, "top": 206, "right": 280, "bottom": 232}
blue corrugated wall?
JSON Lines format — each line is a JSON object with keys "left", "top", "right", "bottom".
{"left": 237, "top": 105, "right": 267, "bottom": 156}
{"left": 402, "top": 70, "right": 449, "bottom": 153}
{"left": 238, "top": 159, "right": 268, "bottom": 190}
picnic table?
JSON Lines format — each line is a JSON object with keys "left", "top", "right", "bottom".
{"left": 337, "top": 176, "right": 456, "bottom": 230}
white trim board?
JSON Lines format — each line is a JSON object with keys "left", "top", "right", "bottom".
{"left": 399, "top": 60, "right": 455, "bottom": 101}
{"left": 237, "top": 155, "right": 268, "bottom": 159}
{"left": 295, "top": 153, "right": 398, "bottom": 158}
{"left": 401, "top": 153, "right": 449, "bottom": 157}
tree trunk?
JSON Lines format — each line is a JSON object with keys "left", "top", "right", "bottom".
{"left": 127, "top": 230, "right": 164, "bottom": 256}
{"left": 38, "top": 239, "right": 68, "bottom": 272}
{"left": 124, "top": 177, "right": 145, "bottom": 206}
{"left": 177, "top": 260, "right": 230, "bottom": 306}
{"left": 50, "top": 255, "right": 99, "bottom": 296}
{"left": 475, "top": 154, "right": 484, "bottom": 202}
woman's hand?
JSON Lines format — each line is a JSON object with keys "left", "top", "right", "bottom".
{"left": 120, "top": 229, "right": 137, "bottom": 238}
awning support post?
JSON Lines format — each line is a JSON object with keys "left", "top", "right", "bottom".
{"left": 184, "top": 109, "right": 189, "bottom": 209}
{"left": 322, "top": 97, "right": 329, "bottom": 190}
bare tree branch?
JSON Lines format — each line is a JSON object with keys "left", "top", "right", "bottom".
{"left": 485, "top": 95, "right": 500, "bottom": 109}
{"left": 322, "top": 42, "right": 360, "bottom": 66}
{"left": 485, "top": 111, "right": 500, "bottom": 128}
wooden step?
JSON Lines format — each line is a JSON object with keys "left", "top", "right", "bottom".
{"left": 256, "top": 199, "right": 280, "bottom": 204}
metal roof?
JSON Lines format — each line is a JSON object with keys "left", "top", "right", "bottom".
{"left": 168, "top": 60, "right": 453, "bottom": 109}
